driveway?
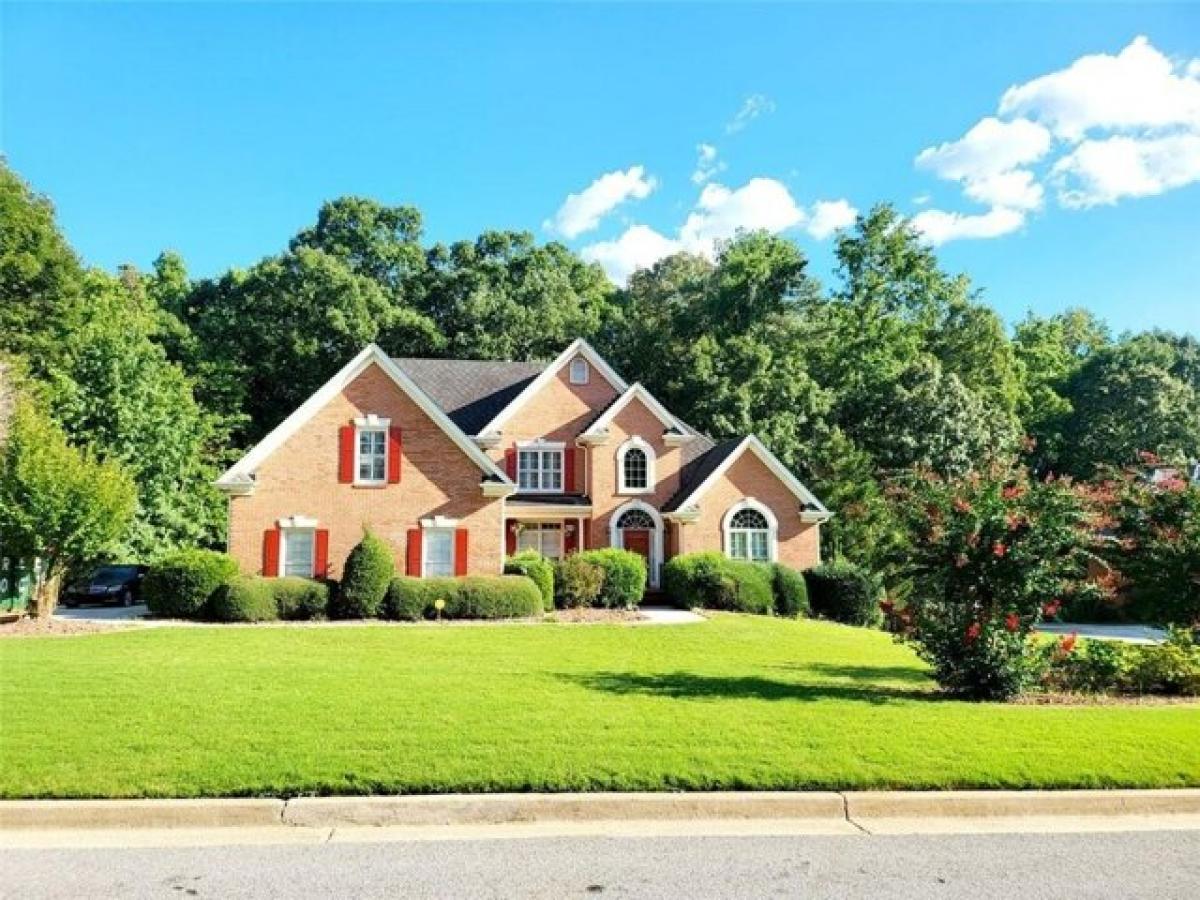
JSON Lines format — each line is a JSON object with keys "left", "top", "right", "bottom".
{"left": 54, "top": 603, "right": 149, "bottom": 623}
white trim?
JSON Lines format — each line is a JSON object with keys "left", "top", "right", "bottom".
{"left": 215, "top": 345, "right": 513, "bottom": 493}
{"left": 277, "top": 515, "right": 319, "bottom": 529}
{"left": 609, "top": 499, "right": 664, "bottom": 589}
{"left": 353, "top": 423, "right": 389, "bottom": 486}
{"left": 280, "top": 526, "right": 316, "bottom": 579}
{"left": 513, "top": 521, "right": 565, "bottom": 559}
{"left": 569, "top": 357, "right": 590, "bottom": 385}
{"left": 515, "top": 441, "right": 565, "bottom": 494}
{"left": 476, "top": 339, "right": 629, "bottom": 436}
{"left": 722, "top": 499, "right": 778, "bottom": 563}
{"left": 506, "top": 503, "right": 594, "bottom": 518}
{"left": 352, "top": 414, "right": 391, "bottom": 428}
{"left": 617, "top": 435, "right": 656, "bottom": 495}
{"left": 579, "top": 383, "right": 687, "bottom": 441}
{"left": 419, "top": 515, "right": 461, "bottom": 529}
{"left": 420, "top": 526, "right": 457, "bottom": 578}
{"left": 668, "top": 435, "right": 830, "bottom": 520}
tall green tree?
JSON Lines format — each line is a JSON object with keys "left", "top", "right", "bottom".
{"left": 291, "top": 196, "right": 426, "bottom": 294}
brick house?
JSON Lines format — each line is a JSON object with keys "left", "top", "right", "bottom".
{"left": 216, "top": 339, "right": 830, "bottom": 587}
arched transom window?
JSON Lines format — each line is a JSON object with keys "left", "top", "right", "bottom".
{"left": 617, "top": 437, "right": 655, "bottom": 494}
{"left": 616, "top": 508, "right": 655, "bottom": 530}
{"left": 724, "top": 502, "right": 776, "bottom": 562}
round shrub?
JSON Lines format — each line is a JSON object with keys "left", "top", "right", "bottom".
{"left": 273, "top": 577, "right": 329, "bottom": 621}
{"left": 332, "top": 531, "right": 394, "bottom": 619}
{"left": 804, "top": 561, "right": 881, "bottom": 626}
{"left": 772, "top": 564, "right": 810, "bottom": 618}
{"left": 143, "top": 549, "right": 238, "bottom": 619}
{"left": 555, "top": 555, "right": 604, "bottom": 608}
{"left": 504, "top": 551, "right": 554, "bottom": 611}
{"left": 662, "top": 552, "right": 774, "bottom": 614}
{"left": 445, "top": 575, "right": 542, "bottom": 619}
{"left": 577, "top": 548, "right": 646, "bottom": 609}
{"left": 208, "top": 575, "right": 278, "bottom": 623}
{"left": 384, "top": 577, "right": 433, "bottom": 621}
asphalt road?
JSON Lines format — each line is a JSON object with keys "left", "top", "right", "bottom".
{"left": 4, "top": 829, "right": 1199, "bottom": 899}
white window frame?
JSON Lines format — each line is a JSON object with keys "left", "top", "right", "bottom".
{"left": 353, "top": 415, "right": 391, "bottom": 486}
{"left": 515, "top": 522, "right": 564, "bottom": 560}
{"left": 421, "top": 527, "right": 457, "bottom": 578}
{"left": 516, "top": 441, "right": 564, "bottom": 494}
{"left": 280, "top": 527, "right": 316, "bottom": 578}
{"left": 608, "top": 499, "right": 664, "bottom": 589}
{"left": 569, "top": 357, "right": 590, "bottom": 385}
{"left": 721, "top": 499, "right": 778, "bottom": 563}
{"left": 617, "top": 436, "right": 655, "bottom": 495}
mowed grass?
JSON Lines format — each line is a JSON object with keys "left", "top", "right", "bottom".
{"left": 1, "top": 615, "right": 1198, "bottom": 798}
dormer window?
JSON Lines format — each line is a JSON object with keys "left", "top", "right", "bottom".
{"left": 569, "top": 357, "right": 590, "bottom": 385}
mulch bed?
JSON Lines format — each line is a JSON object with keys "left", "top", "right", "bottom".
{"left": 0, "top": 616, "right": 132, "bottom": 639}
{"left": 548, "top": 608, "right": 646, "bottom": 624}
{"left": 1014, "top": 691, "right": 1199, "bottom": 706}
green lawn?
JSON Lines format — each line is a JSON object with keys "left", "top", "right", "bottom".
{"left": 2, "top": 615, "right": 1198, "bottom": 798}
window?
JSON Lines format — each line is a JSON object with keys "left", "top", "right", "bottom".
{"left": 423, "top": 529, "right": 455, "bottom": 577}
{"left": 617, "top": 437, "right": 655, "bottom": 494}
{"left": 356, "top": 427, "right": 387, "bottom": 484}
{"left": 516, "top": 523, "right": 563, "bottom": 559}
{"left": 727, "top": 507, "right": 772, "bottom": 562}
{"left": 569, "top": 357, "right": 589, "bottom": 384}
{"left": 282, "top": 529, "right": 315, "bottom": 577}
{"left": 616, "top": 508, "right": 655, "bottom": 530}
{"left": 518, "top": 447, "right": 563, "bottom": 492}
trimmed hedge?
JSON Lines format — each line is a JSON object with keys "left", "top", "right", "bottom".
{"left": 804, "top": 561, "right": 881, "bottom": 626}
{"left": 772, "top": 564, "right": 810, "bottom": 618}
{"left": 576, "top": 548, "right": 646, "bottom": 609}
{"left": 208, "top": 575, "right": 278, "bottom": 623}
{"left": 663, "top": 552, "right": 774, "bottom": 615}
{"left": 273, "top": 577, "right": 330, "bottom": 621}
{"left": 384, "top": 575, "right": 543, "bottom": 620}
{"left": 504, "top": 551, "right": 554, "bottom": 611}
{"left": 554, "top": 555, "right": 604, "bottom": 609}
{"left": 333, "top": 531, "right": 394, "bottom": 619}
{"left": 144, "top": 549, "right": 239, "bottom": 619}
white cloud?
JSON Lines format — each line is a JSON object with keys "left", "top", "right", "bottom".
{"left": 579, "top": 225, "right": 680, "bottom": 285}
{"left": 725, "top": 94, "right": 776, "bottom": 134}
{"left": 1052, "top": 132, "right": 1200, "bottom": 207}
{"left": 999, "top": 35, "right": 1200, "bottom": 140}
{"left": 691, "top": 143, "right": 726, "bottom": 185}
{"left": 916, "top": 117, "right": 1050, "bottom": 212}
{"left": 962, "top": 169, "right": 1044, "bottom": 211}
{"left": 543, "top": 165, "right": 657, "bottom": 239}
{"left": 679, "top": 178, "right": 805, "bottom": 254}
{"left": 909, "top": 207, "right": 1026, "bottom": 245}
{"left": 805, "top": 199, "right": 858, "bottom": 239}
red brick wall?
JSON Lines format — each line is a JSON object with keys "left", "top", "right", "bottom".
{"left": 227, "top": 362, "right": 503, "bottom": 578}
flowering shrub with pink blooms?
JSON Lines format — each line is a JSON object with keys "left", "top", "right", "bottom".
{"left": 886, "top": 463, "right": 1100, "bottom": 700}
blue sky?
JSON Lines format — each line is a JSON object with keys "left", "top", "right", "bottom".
{"left": 3, "top": 3, "right": 1198, "bottom": 335}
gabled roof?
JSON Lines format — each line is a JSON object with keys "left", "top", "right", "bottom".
{"left": 474, "top": 338, "right": 628, "bottom": 437}
{"left": 216, "top": 345, "right": 514, "bottom": 492}
{"left": 392, "top": 357, "right": 544, "bottom": 436}
{"left": 579, "top": 383, "right": 688, "bottom": 439}
{"left": 662, "top": 435, "right": 830, "bottom": 519}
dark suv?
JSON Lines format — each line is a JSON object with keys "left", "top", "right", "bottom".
{"left": 61, "top": 565, "right": 149, "bottom": 607}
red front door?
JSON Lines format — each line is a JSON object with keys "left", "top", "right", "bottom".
{"left": 622, "top": 530, "right": 651, "bottom": 581}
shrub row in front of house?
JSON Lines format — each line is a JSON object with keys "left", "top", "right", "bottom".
{"left": 662, "top": 552, "right": 811, "bottom": 618}
{"left": 503, "top": 548, "right": 648, "bottom": 610}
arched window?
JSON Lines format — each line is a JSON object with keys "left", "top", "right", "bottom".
{"left": 616, "top": 508, "right": 655, "bottom": 530}
{"left": 617, "top": 437, "right": 655, "bottom": 494}
{"left": 723, "top": 501, "right": 777, "bottom": 562}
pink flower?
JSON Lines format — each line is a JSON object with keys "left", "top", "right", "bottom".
{"left": 992, "top": 542, "right": 1008, "bottom": 558}
{"left": 1004, "top": 612, "right": 1020, "bottom": 633}
{"left": 953, "top": 497, "right": 973, "bottom": 514}
{"left": 1059, "top": 633, "right": 1078, "bottom": 654}
{"left": 1001, "top": 485, "right": 1025, "bottom": 501}
{"left": 965, "top": 622, "right": 982, "bottom": 644}
{"left": 1042, "top": 599, "right": 1061, "bottom": 618}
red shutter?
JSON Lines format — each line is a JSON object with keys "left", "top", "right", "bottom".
{"left": 388, "top": 427, "right": 402, "bottom": 484}
{"left": 455, "top": 529, "right": 469, "bottom": 576}
{"left": 505, "top": 446, "right": 517, "bottom": 480}
{"left": 583, "top": 518, "right": 591, "bottom": 551}
{"left": 262, "top": 528, "right": 281, "bottom": 577}
{"left": 564, "top": 522, "right": 579, "bottom": 555}
{"left": 406, "top": 529, "right": 422, "bottom": 576}
{"left": 314, "top": 529, "right": 330, "bottom": 579}
{"left": 564, "top": 447, "right": 576, "bottom": 495}
{"left": 505, "top": 520, "right": 517, "bottom": 556}
{"left": 576, "top": 448, "right": 587, "bottom": 494}
{"left": 338, "top": 425, "right": 355, "bottom": 483}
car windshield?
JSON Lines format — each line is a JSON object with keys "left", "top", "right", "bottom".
{"left": 91, "top": 566, "right": 137, "bottom": 585}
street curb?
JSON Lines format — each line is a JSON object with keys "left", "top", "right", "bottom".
{"left": 3, "top": 790, "right": 1199, "bottom": 831}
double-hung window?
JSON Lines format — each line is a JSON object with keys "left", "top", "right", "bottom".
{"left": 517, "top": 446, "right": 563, "bottom": 492}
{"left": 282, "top": 529, "right": 315, "bottom": 577}
{"left": 423, "top": 529, "right": 456, "bottom": 577}
{"left": 357, "top": 427, "right": 387, "bottom": 485}
{"left": 516, "top": 523, "right": 563, "bottom": 559}
{"left": 727, "top": 508, "right": 772, "bottom": 562}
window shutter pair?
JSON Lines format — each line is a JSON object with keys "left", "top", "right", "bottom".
{"left": 262, "top": 526, "right": 329, "bottom": 578}
{"left": 405, "top": 527, "right": 470, "bottom": 577}
{"left": 338, "top": 424, "right": 402, "bottom": 483}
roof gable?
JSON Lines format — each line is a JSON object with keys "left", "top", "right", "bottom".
{"left": 216, "top": 345, "right": 513, "bottom": 492}
{"left": 579, "top": 383, "right": 687, "bottom": 439}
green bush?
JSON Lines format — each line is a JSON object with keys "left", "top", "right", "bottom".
{"left": 576, "top": 548, "right": 646, "bottom": 609}
{"left": 554, "top": 555, "right": 604, "bottom": 609}
{"left": 272, "top": 577, "right": 329, "bottom": 621}
{"left": 332, "top": 531, "right": 394, "bottom": 619}
{"left": 1125, "top": 629, "right": 1200, "bottom": 696}
{"left": 772, "top": 564, "right": 810, "bottom": 618}
{"left": 663, "top": 552, "right": 774, "bottom": 615}
{"left": 504, "top": 551, "right": 554, "bottom": 611}
{"left": 805, "top": 561, "right": 881, "bottom": 627}
{"left": 384, "top": 577, "right": 433, "bottom": 621}
{"left": 144, "top": 549, "right": 239, "bottom": 619}
{"left": 1037, "top": 629, "right": 1200, "bottom": 697}
{"left": 208, "top": 575, "right": 278, "bottom": 622}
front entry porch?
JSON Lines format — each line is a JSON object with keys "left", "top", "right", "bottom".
{"left": 504, "top": 496, "right": 592, "bottom": 563}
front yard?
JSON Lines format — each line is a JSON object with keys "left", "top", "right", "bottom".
{"left": 1, "top": 614, "right": 1197, "bottom": 798}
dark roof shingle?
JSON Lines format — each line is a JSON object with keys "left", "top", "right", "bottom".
{"left": 392, "top": 357, "right": 545, "bottom": 435}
